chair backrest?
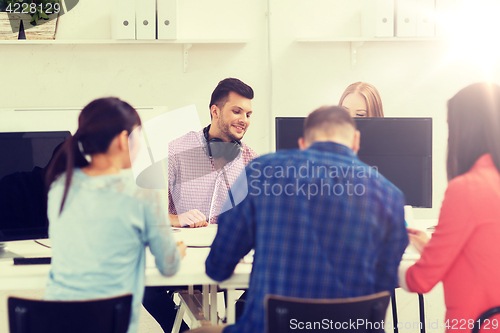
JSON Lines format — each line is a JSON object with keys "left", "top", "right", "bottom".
{"left": 472, "top": 306, "right": 500, "bottom": 333}
{"left": 265, "top": 291, "right": 390, "bottom": 333}
{"left": 8, "top": 294, "right": 133, "bottom": 333}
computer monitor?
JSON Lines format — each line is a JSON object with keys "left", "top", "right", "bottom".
{"left": 0, "top": 131, "right": 71, "bottom": 258}
{"left": 275, "top": 117, "right": 432, "bottom": 208}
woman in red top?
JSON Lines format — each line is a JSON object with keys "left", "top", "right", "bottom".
{"left": 400, "top": 82, "right": 500, "bottom": 331}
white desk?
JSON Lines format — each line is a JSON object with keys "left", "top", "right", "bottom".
{"left": 0, "top": 240, "right": 52, "bottom": 290}
{"left": 0, "top": 225, "right": 249, "bottom": 328}
{"left": 0, "top": 219, "right": 436, "bottom": 327}
{"left": 0, "top": 225, "right": 224, "bottom": 288}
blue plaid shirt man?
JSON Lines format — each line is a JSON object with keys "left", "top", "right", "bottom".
{"left": 206, "top": 141, "right": 408, "bottom": 333}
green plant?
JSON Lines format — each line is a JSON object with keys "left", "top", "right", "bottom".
{"left": 3, "top": 0, "right": 60, "bottom": 26}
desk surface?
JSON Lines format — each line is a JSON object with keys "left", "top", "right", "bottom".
{"left": 0, "top": 219, "right": 435, "bottom": 291}
{"left": 0, "top": 226, "right": 251, "bottom": 290}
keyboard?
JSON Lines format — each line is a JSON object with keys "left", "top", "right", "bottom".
{"left": 13, "top": 257, "right": 51, "bottom": 265}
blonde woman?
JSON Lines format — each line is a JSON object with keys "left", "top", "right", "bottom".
{"left": 339, "top": 82, "right": 384, "bottom": 117}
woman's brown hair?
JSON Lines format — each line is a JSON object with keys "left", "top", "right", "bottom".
{"left": 447, "top": 82, "right": 500, "bottom": 180}
{"left": 45, "top": 97, "right": 141, "bottom": 214}
{"left": 339, "top": 82, "right": 384, "bottom": 117}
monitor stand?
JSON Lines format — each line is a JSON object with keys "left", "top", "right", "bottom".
{"left": 0, "top": 242, "right": 22, "bottom": 259}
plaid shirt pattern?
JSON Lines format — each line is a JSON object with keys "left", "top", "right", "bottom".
{"left": 168, "top": 129, "right": 257, "bottom": 224}
{"left": 206, "top": 141, "right": 408, "bottom": 333}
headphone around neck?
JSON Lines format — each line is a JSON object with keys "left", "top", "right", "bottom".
{"left": 203, "top": 125, "right": 242, "bottom": 162}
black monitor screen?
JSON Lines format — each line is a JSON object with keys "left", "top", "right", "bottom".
{"left": 275, "top": 117, "right": 432, "bottom": 208}
{"left": 0, "top": 131, "right": 71, "bottom": 241}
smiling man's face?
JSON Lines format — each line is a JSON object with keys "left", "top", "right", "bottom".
{"left": 215, "top": 91, "right": 253, "bottom": 142}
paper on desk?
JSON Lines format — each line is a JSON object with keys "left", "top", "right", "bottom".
{"left": 404, "top": 205, "right": 415, "bottom": 228}
{"left": 402, "top": 219, "right": 436, "bottom": 260}
{"left": 174, "top": 224, "right": 218, "bottom": 247}
{"left": 402, "top": 243, "right": 421, "bottom": 260}
{"left": 241, "top": 249, "right": 254, "bottom": 264}
{"left": 145, "top": 225, "right": 218, "bottom": 268}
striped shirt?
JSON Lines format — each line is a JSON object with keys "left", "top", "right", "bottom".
{"left": 206, "top": 141, "right": 408, "bottom": 333}
{"left": 168, "top": 129, "right": 257, "bottom": 224}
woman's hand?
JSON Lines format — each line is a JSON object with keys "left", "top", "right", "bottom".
{"left": 407, "top": 228, "right": 430, "bottom": 253}
{"left": 177, "top": 241, "right": 187, "bottom": 259}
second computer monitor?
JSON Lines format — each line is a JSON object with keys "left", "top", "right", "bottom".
{"left": 0, "top": 131, "right": 71, "bottom": 243}
{"left": 275, "top": 117, "right": 432, "bottom": 208}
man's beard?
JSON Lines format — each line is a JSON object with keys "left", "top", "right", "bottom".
{"left": 218, "top": 116, "right": 244, "bottom": 142}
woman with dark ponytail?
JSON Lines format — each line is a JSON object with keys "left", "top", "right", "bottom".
{"left": 44, "top": 97, "right": 186, "bottom": 333}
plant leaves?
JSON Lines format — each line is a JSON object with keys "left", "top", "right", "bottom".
{"left": 31, "top": 11, "right": 38, "bottom": 25}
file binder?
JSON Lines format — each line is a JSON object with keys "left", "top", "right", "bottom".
{"left": 397, "top": 0, "right": 417, "bottom": 37}
{"left": 111, "top": 0, "right": 136, "bottom": 40}
{"left": 375, "top": 0, "right": 395, "bottom": 37}
{"left": 157, "top": 0, "right": 177, "bottom": 40}
{"left": 136, "top": 0, "right": 156, "bottom": 40}
{"left": 417, "top": 0, "right": 435, "bottom": 37}
{"left": 361, "top": 0, "right": 394, "bottom": 37}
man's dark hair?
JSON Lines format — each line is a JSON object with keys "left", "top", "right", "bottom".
{"left": 209, "top": 78, "right": 254, "bottom": 118}
{"left": 303, "top": 106, "right": 356, "bottom": 143}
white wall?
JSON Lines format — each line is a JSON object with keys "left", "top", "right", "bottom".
{"left": 1, "top": 0, "right": 500, "bottom": 218}
{"left": 269, "top": 0, "right": 500, "bottom": 219}
{"left": 0, "top": 0, "right": 271, "bottom": 155}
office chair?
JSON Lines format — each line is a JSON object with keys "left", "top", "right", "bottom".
{"left": 8, "top": 294, "right": 132, "bottom": 333}
{"left": 472, "top": 306, "right": 500, "bottom": 333}
{"left": 265, "top": 291, "right": 390, "bottom": 333}
{"left": 391, "top": 289, "right": 426, "bottom": 333}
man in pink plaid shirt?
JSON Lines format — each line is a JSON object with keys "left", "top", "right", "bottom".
{"left": 143, "top": 78, "right": 258, "bottom": 333}
{"left": 168, "top": 78, "right": 258, "bottom": 227}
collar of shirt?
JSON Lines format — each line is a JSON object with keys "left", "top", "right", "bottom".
{"left": 195, "top": 129, "right": 244, "bottom": 171}
{"left": 473, "top": 153, "right": 494, "bottom": 170}
{"left": 308, "top": 141, "right": 356, "bottom": 158}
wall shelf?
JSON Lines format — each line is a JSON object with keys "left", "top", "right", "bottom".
{"left": 0, "top": 38, "right": 248, "bottom": 72}
{"left": 0, "top": 38, "right": 248, "bottom": 44}
{"left": 296, "top": 37, "right": 447, "bottom": 69}
{"left": 296, "top": 37, "right": 447, "bottom": 42}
